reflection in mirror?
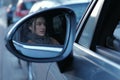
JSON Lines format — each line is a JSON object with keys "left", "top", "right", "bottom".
{"left": 13, "top": 14, "right": 66, "bottom": 45}
{"left": 106, "top": 21, "right": 120, "bottom": 52}
{"left": 113, "top": 22, "right": 120, "bottom": 41}
{"left": 12, "top": 13, "right": 68, "bottom": 58}
{"left": 112, "top": 21, "right": 120, "bottom": 51}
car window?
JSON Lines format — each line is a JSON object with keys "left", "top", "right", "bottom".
{"left": 78, "top": 0, "right": 104, "bottom": 48}
{"left": 106, "top": 21, "right": 120, "bottom": 52}
{"left": 22, "top": 1, "right": 35, "bottom": 10}
{"left": 113, "top": 22, "right": 120, "bottom": 41}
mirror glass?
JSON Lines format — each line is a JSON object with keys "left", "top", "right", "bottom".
{"left": 12, "top": 12, "right": 68, "bottom": 58}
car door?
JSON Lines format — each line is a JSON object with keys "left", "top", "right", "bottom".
{"left": 63, "top": 0, "right": 120, "bottom": 80}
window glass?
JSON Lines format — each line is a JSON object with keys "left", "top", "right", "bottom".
{"left": 112, "top": 21, "right": 120, "bottom": 51}
{"left": 78, "top": 0, "right": 104, "bottom": 48}
{"left": 106, "top": 21, "right": 120, "bottom": 52}
{"left": 113, "top": 22, "right": 120, "bottom": 41}
{"left": 22, "top": 1, "right": 35, "bottom": 10}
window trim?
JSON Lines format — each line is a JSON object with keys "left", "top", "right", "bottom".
{"left": 75, "top": 0, "right": 98, "bottom": 41}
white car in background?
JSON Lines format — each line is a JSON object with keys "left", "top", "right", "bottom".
{"left": 29, "top": 0, "right": 90, "bottom": 23}
{"left": 29, "top": 0, "right": 61, "bottom": 13}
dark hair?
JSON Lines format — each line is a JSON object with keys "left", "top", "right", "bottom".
{"left": 31, "top": 16, "right": 46, "bottom": 33}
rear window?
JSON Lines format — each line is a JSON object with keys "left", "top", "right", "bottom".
{"left": 21, "top": 1, "right": 35, "bottom": 10}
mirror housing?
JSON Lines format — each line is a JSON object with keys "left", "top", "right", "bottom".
{"left": 5, "top": 7, "right": 76, "bottom": 62}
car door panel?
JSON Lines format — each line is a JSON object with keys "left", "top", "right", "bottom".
{"left": 68, "top": 43, "right": 119, "bottom": 80}
{"left": 96, "top": 46, "right": 120, "bottom": 62}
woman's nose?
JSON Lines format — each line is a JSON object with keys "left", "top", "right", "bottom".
{"left": 42, "top": 24, "right": 45, "bottom": 27}
{"left": 41, "top": 24, "right": 46, "bottom": 28}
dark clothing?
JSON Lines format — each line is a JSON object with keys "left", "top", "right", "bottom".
{"left": 27, "top": 32, "right": 53, "bottom": 44}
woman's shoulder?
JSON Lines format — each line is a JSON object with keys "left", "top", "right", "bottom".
{"left": 50, "top": 37, "right": 59, "bottom": 45}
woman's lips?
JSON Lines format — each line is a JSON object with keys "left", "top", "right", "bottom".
{"left": 39, "top": 30, "right": 45, "bottom": 34}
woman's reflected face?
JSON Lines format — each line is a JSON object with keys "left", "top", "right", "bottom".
{"left": 35, "top": 17, "right": 46, "bottom": 36}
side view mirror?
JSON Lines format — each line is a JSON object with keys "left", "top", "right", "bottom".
{"left": 5, "top": 8, "right": 76, "bottom": 62}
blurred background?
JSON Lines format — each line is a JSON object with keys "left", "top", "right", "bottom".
{"left": 0, "top": 0, "right": 91, "bottom": 6}
{"left": 0, "top": 0, "right": 91, "bottom": 27}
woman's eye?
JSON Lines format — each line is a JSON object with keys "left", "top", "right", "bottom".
{"left": 36, "top": 23, "right": 42, "bottom": 26}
